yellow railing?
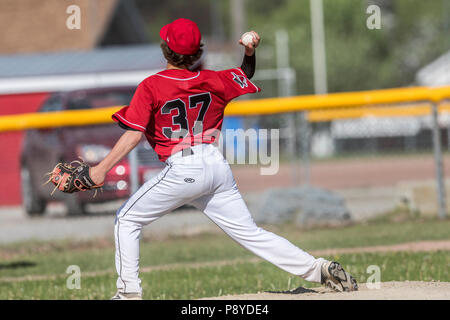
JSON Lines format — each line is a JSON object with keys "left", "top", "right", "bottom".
{"left": 307, "top": 102, "right": 450, "bottom": 122}
{"left": 1, "top": 86, "right": 450, "bottom": 132}
{"left": 0, "top": 107, "right": 120, "bottom": 132}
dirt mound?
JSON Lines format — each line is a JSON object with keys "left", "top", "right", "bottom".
{"left": 203, "top": 281, "right": 450, "bottom": 300}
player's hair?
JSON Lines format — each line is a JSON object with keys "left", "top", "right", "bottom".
{"left": 160, "top": 41, "right": 203, "bottom": 68}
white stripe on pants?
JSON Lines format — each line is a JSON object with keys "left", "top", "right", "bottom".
{"left": 115, "top": 144, "right": 325, "bottom": 294}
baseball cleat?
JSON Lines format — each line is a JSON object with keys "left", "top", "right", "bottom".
{"left": 111, "top": 291, "right": 142, "bottom": 300}
{"left": 321, "top": 261, "right": 358, "bottom": 292}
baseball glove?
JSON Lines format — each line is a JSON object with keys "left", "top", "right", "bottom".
{"left": 45, "top": 159, "right": 103, "bottom": 196}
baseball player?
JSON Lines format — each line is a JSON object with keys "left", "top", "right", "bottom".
{"left": 87, "top": 18, "right": 358, "bottom": 299}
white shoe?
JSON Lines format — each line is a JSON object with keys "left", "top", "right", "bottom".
{"left": 111, "top": 291, "right": 142, "bottom": 300}
{"left": 321, "top": 261, "right": 358, "bottom": 292}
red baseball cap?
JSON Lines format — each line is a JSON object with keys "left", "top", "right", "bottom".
{"left": 160, "top": 18, "right": 202, "bottom": 55}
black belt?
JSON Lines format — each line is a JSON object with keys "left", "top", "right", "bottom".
{"left": 182, "top": 147, "right": 194, "bottom": 157}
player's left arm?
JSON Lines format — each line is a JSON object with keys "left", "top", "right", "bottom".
{"left": 238, "top": 31, "right": 260, "bottom": 79}
{"left": 90, "top": 80, "right": 154, "bottom": 184}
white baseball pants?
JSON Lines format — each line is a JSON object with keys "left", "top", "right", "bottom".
{"left": 114, "top": 143, "right": 325, "bottom": 294}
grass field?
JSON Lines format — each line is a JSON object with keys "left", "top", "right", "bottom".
{"left": 0, "top": 213, "right": 449, "bottom": 299}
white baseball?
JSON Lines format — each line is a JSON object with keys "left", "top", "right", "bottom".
{"left": 241, "top": 32, "right": 255, "bottom": 46}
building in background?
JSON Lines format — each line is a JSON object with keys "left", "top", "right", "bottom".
{"left": 0, "top": 0, "right": 155, "bottom": 206}
{"left": 0, "top": 0, "right": 149, "bottom": 55}
{"left": 416, "top": 50, "right": 450, "bottom": 87}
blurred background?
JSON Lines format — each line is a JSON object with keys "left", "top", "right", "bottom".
{"left": 0, "top": 0, "right": 449, "bottom": 241}
{"left": 1, "top": 0, "right": 450, "bottom": 301}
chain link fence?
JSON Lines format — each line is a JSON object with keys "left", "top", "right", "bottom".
{"left": 230, "top": 98, "right": 450, "bottom": 221}
{"left": 0, "top": 80, "right": 449, "bottom": 221}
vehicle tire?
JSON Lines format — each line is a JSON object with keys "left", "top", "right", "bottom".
{"left": 21, "top": 167, "right": 47, "bottom": 216}
{"left": 64, "top": 195, "right": 87, "bottom": 216}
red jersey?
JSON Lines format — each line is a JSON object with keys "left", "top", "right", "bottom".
{"left": 112, "top": 68, "right": 261, "bottom": 162}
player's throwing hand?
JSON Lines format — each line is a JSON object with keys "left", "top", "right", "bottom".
{"left": 239, "top": 30, "right": 261, "bottom": 56}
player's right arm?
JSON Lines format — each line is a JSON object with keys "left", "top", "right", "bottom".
{"left": 239, "top": 31, "right": 260, "bottom": 79}
{"left": 214, "top": 31, "right": 262, "bottom": 104}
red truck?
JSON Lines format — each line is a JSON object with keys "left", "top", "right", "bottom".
{"left": 20, "top": 87, "right": 164, "bottom": 216}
